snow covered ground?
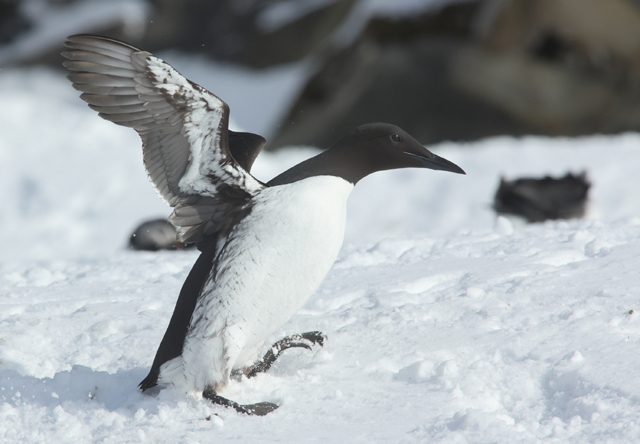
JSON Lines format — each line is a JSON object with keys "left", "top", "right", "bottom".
{"left": 2, "top": 63, "right": 640, "bottom": 443}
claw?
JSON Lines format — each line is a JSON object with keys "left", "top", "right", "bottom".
{"left": 300, "top": 331, "right": 325, "bottom": 346}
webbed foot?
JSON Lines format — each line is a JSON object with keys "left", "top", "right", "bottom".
{"left": 237, "top": 331, "right": 326, "bottom": 379}
{"left": 202, "top": 389, "right": 279, "bottom": 416}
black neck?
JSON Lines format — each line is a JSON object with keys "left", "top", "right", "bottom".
{"left": 267, "top": 146, "right": 372, "bottom": 186}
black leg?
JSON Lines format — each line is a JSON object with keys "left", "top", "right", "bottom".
{"left": 236, "top": 331, "right": 326, "bottom": 379}
{"left": 202, "top": 389, "right": 279, "bottom": 416}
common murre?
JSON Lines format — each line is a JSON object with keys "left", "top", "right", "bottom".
{"left": 62, "top": 34, "right": 465, "bottom": 416}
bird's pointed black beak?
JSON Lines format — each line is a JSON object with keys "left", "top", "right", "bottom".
{"left": 404, "top": 151, "right": 466, "bottom": 175}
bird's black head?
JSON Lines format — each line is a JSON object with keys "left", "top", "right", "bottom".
{"left": 331, "top": 123, "right": 465, "bottom": 184}
{"left": 267, "top": 123, "right": 465, "bottom": 187}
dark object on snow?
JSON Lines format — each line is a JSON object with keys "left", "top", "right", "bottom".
{"left": 494, "top": 172, "right": 590, "bottom": 223}
{"left": 129, "top": 219, "right": 193, "bottom": 251}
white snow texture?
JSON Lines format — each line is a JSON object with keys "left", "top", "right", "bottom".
{"left": 2, "top": 62, "right": 640, "bottom": 442}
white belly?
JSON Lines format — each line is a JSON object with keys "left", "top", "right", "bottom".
{"left": 160, "top": 176, "right": 353, "bottom": 392}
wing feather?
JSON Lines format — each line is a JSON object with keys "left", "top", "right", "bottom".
{"left": 67, "top": 72, "right": 138, "bottom": 87}
{"left": 63, "top": 34, "right": 266, "bottom": 244}
{"left": 72, "top": 84, "right": 139, "bottom": 95}
{"left": 63, "top": 35, "right": 264, "bottom": 242}
{"left": 80, "top": 93, "right": 140, "bottom": 106}
{"left": 88, "top": 103, "right": 149, "bottom": 114}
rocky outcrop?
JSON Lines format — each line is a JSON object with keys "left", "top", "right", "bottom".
{"left": 451, "top": 0, "right": 640, "bottom": 137}
{"left": 269, "top": 0, "right": 640, "bottom": 148}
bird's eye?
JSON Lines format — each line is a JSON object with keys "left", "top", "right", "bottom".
{"left": 390, "top": 134, "right": 402, "bottom": 143}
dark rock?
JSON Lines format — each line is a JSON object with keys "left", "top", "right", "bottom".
{"left": 493, "top": 172, "right": 590, "bottom": 223}
{"left": 270, "top": 0, "right": 640, "bottom": 149}
{"left": 268, "top": 36, "right": 532, "bottom": 149}
{"left": 451, "top": 0, "right": 640, "bottom": 137}
{"left": 268, "top": 1, "right": 535, "bottom": 149}
{"left": 0, "top": 0, "right": 31, "bottom": 44}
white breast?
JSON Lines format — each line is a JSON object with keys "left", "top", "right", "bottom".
{"left": 160, "top": 176, "right": 354, "bottom": 392}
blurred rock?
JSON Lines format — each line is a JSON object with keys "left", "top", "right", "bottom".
{"left": 0, "top": 0, "right": 31, "bottom": 44}
{"left": 129, "top": 219, "right": 194, "bottom": 251}
{"left": 143, "top": 0, "right": 357, "bottom": 68}
{"left": 451, "top": 46, "right": 616, "bottom": 135}
{"left": 270, "top": 0, "right": 640, "bottom": 148}
{"left": 493, "top": 172, "right": 590, "bottom": 223}
{"left": 269, "top": 1, "right": 530, "bottom": 149}
{"left": 452, "top": 0, "right": 640, "bottom": 136}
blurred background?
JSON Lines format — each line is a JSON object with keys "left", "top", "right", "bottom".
{"left": 3, "top": 0, "right": 640, "bottom": 148}
{"left": 2, "top": 0, "right": 640, "bottom": 260}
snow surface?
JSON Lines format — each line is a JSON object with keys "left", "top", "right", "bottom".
{"left": 3, "top": 64, "right": 640, "bottom": 443}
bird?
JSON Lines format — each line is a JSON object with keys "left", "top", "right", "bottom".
{"left": 494, "top": 172, "right": 590, "bottom": 223}
{"left": 62, "top": 34, "right": 465, "bottom": 416}
{"left": 129, "top": 218, "right": 194, "bottom": 251}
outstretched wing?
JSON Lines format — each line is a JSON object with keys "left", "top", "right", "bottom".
{"left": 63, "top": 34, "right": 265, "bottom": 243}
